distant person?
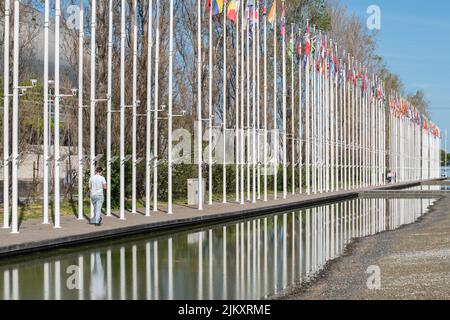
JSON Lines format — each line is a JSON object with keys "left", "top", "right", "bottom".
{"left": 89, "top": 167, "right": 107, "bottom": 226}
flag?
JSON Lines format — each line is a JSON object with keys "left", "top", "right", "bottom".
{"left": 227, "top": 0, "right": 239, "bottom": 22}
{"left": 288, "top": 29, "right": 294, "bottom": 57}
{"left": 304, "top": 22, "right": 311, "bottom": 57}
{"left": 297, "top": 30, "right": 302, "bottom": 60}
{"left": 267, "top": 0, "right": 276, "bottom": 27}
{"left": 208, "top": 0, "right": 224, "bottom": 15}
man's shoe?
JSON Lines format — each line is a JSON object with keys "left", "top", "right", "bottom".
{"left": 96, "top": 218, "right": 103, "bottom": 226}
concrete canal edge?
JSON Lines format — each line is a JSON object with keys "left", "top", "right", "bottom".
{"left": 0, "top": 180, "right": 442, "bottom": 258}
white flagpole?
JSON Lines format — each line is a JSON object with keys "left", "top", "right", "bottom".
{"left": 11, "top": 0, "right": 20, "bottom": 233}
{"left": 239, "top": 1, "right": 245, "bottom": 205}
{"left": 3, "top": 0, "right": 11, "bottom": 229}
{"left": 43, "top": 0, "right": 49, "bottom": 224}
{"left": 256, "top": 2, "right": 261, "bottom": 200}
{"left": 343, "top": 58, "right": 347, "bottom": 190}
{"left": 168, "top": 0, "right": 174, "bottom": 214}
{"left": 252, "top": 2, "right": 257, "bottom": 203}
{"left": 305, "top": 30, "right": 310, "bottom": 195}
{"left": 235, "top": 6, "right": 240, "bottom": 203}
{"left": 131, "top": 0, "right": 138, "bottom": 214}
{"left": 223, "top": 0, "right": 228, "bottom": 204}
{"left": 89, "top": 0, "right": 96, "bottom": 219}
{"left": 208, "top": 2, "right": 213, "bottom": 206}
{"left": 154, "top": 0, "right": 160, "bottom": 211}
{"left": 77, "top": 0, "right": 84, "bottom": 221}
{"left": 328, "top": 41, "right": 337, "bottom": 192}
{"left": 298, "top": 28, "right": 302, "bottom": 194}
{"left": 290, "top": 24, "right": 295, "bottom": 195}
{"left": 240, "top": 0, "right": 245, "bottom": 205}
{"left": 246, "top": 5, "right": 250, "bottom": 202}
{"left": 146, "top": 0, "right": 153, "bottom": 217}
{"left": 281, "top": 0, "right": 287, "bottom": 199}
{"left": 273, "top": 2, "right": 278, "bottom": 200}
{"left": 120, "top": 0, "right": 126, "bottom": 220}
{"left": 53, "top": 0, "right": 61, "bottom": 229}
{"left": 106, "top": 0, "right": 113, "bottom": 216}
{"left": 263, "top": 1, "right": 268, "bottom": 201}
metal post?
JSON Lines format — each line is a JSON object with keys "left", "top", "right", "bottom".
{"left": 77, "top": 0, "right": 84, "bottom": 220}
{"left": 43, "top": 0, "right": 50, "bottom": 223}
{"left": 120, "top": 0, "right": 126, "bottom": 220}
{"left": 53, "top": 0, "right": 61, "bottom": 229}
{"left": 11, "top": 0, "right": 20, "bottom": 233}
{"left": 197, "top": 0, "right": 203, "bottom": 210}
{"left": 154, "top": 0, "right": 160, "bottom": 212}
{"left": 3, "top": 0, "right": 10, "bottom": 229}
{"left": 146, "top": 0, "right": 153, "bottom": 217}
{"left": 131, "top": 0, "right": 137, "bottom": 214}
{"left": 106, "top": 0, "right": 113, "bottom": 217}
{"left": 167, "top": 0, "right": 174, "bottom": 214}
{"left": 89, "top": 0, "right": 96, "bottom": 219}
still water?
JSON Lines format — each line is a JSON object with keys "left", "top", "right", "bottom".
{"left": 0, "top": 198, "right": 435, "bottom": 300}
{"left": 402, "top": 185, "right": 450, "bottom": 191}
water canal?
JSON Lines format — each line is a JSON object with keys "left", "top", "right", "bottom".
{"left": 0, "top": 198, "right": 436, "bottom": 300}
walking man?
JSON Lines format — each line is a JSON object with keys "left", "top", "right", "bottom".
{"left": 89, "top": 167, "right": 107, "bottom": 226}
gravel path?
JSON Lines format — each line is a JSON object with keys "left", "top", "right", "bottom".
{"left": 283, "top": 195, "right": 450, "bottom": 300}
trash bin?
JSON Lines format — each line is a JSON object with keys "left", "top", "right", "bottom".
{"left": 187, "top": 178, "right": 206, "bottom": 206}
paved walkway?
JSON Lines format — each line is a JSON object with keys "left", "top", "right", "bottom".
{"left": 0, "top": 180, "right": 437, "bottom": 257}
{"left": 284, "top": 185, "right": 450, "bottom": 300}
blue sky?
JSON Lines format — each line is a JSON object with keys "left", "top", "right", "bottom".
{"left": 341, "top": 0, "right": 450, "bottom": 149}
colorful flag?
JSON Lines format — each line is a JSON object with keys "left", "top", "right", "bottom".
{"left": 304, "top": 22, "right": 311, "bottom": 57}
{"left": 280, "top": 1, "right": 285, "bottom": 37}
{"left": 297, "top": 30, "right": 302, "bottom": 60}
{"left": 267, "top": 0, "right": 276, "bottom": 27}
{"left": 288, "top": 29, "right": 294, "bottom": 58}
{"left": 227, "top": 0, "right": 239, "bottom": 22}
{"left": 208, "top": 0, "right": 224, "bottom": 15}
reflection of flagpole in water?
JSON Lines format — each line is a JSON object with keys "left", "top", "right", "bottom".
{"left": 252, "top": 220, "right": 257, "bottom": 298}
{"left": 264, "top": 218, "right": 268, "bottom": 295}
{"left": 306, "top": 210, "right": 310, "bottom": 275}
{"left": 146, "top": 243, "right": 151, "bottom": 300}
{"left": 257, "top": 219, "right": 261, "bottom": 296}
{"left": 299, "top": 211, "right": 303, "bottom": 280}
{"left": 168, "top": 238, "right": 173, "bottom": 300}
{"left": 247, "top": 222, "right": 251, "bottom": 298}
{"left": 209, "top": 230, "right": 213, "bottom": 300}
{"left": 54, "top": 261, "right": 60, "bottom": 300}
{"left": 78, "top": 256, "right": 84, "bottom": 300}
{"left": 282, "top": 214, "right": 287, "bottom": 289}
{"left": 120, "top": 247, "right": 126, "bottom": 300}
{"left": 331, "top": 204, "right": 335, "bottom": 258}
{"left": 240, "top": 223, "right": 244, "bottom": 299}
{"left": 223, "top": 226, "right": 227, "bottom": 300}
{"left": 154, "top": 242, "right": 159, "bottom": 299}
{"left": 132, "top": 245, "right": 137, "bottom": 300}
{"left": 198, "top": 232, "right": 203, "bottom": 300}
{"left": 235, "top": 224, "right": 239, "bottom": 299}
{"left": 44, "top": 263, "right": 50, "bottom": 300}
{"left": 107, "top": 250, "right": 112, "bottom": 300}
{"left": 3, "top": 270, "right": 10, "bottom": 300}
{"left": 12, "top": 269, "right": 18, "bottom": 300}
{"left": 274, "top": 216, "right": 278, "bottom": 293}
{"left": 291, "top": 213, "right": 295, "bottom": 282}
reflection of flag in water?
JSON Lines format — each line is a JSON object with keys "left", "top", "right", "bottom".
{"left": 227, "top": 0, "right": 240, "bottom": 22}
